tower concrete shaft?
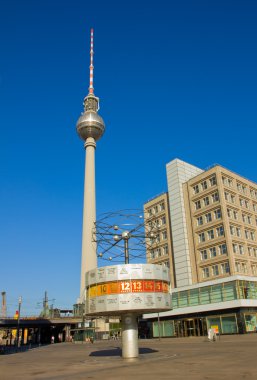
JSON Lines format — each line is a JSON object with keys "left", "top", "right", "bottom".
{"left": 76, "top": 29, "right": 105, "bottom": 300}
{"left": 80, "top": 137, "right": 97, "bottom": 296}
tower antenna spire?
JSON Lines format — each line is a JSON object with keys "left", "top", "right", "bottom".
{"left": 89, "top": 28, "right": 94, "bottom": 94}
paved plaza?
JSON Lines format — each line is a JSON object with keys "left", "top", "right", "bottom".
{"left": 1, "top": 334, "right": 257, "bottom": 380}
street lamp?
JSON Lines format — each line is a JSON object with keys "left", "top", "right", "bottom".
{"left": 17, "top": 296, "right": 22, "bottom": 348}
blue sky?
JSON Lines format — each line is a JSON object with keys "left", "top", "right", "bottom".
{"left": 0, "top": 0, "right": 256, "bottom": 315}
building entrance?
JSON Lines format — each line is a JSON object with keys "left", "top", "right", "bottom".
{"left": 175, "top": 317, "right": 207, "bottom": 337}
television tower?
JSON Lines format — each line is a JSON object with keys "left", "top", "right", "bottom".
{"left": 76, "top": 29, "right": 105, "bottom": 299}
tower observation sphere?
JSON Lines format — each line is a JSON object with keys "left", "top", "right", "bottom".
{"left": 76, "top": 28, "right": 105, "bottom": 300}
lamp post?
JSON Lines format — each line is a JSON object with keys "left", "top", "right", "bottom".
{"left": 17, "top": 296, "right": 22, "bottom": 347}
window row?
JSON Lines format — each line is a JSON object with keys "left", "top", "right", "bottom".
{"left": 227, "top": 208, "right": 257, "bottom": 226}
{"left": 202, "top": 262, "right": 230, "bottom": 279}
{"left": 194, "top": 192, "right": 219, "bottom": 210}
{"left": 196, "top": 208, "right": 222, "bottom": 226}
{"left": 200, "top": 243, "right": 227, "bottom": 260}
{"left": 222, "top": 177, "right": 257, "bottom": 201}
{"left": 148, "top": 216, "right": 166, "bottom": 228}
{"left": 150, "top": 230, "right": 168, "bottom": 243}
{"left": 150, "top": 245, "right": 169, "bottom": 259}
{"left": 147, "top": 202, "right": 165, "bottom": 216}
{"left": 198, "top": 226, "right": 224, "bottom": 243}
{"left": 232, "top": 243, "right": 245, "bottom": 255}
{"left": 248, "top": 246, "right": 257, "bottom": 258}
{"left": 224, "top": 192, "right": 257, "bottom": 212}
{"left": 235, "top": 261, "right": 248, "bottom": 274}
{"left": 230, "top": 225, "right": 255, "bottom": 241}
{"left": 192, "top": 175, "right": 217, "bottom": 195}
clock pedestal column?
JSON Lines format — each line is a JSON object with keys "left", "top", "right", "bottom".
{"left": 121, "top": 313, "right": 139, "bottom": 359}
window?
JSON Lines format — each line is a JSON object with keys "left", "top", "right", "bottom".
{"left": 252, "top": 265, "right": 257, "bottom": 275}
{"left": 163, "top": 245, "right": 168, "bottom": 255}
{"left": 245, "top": 201, "right": 249, "bottom": 209}
{"left": 224, "top": 192, "right": 229, "bottom": 201}
{"left": 216, "top": 226, "right": 224, "bottom": 237}
{"left": 245, "top": 230, "right": 250, "bottom": 239}
{"left": 253, "top": 203, "right": 257, "bottom": 212}
{"left": 200, "top": 249, "right": 208, "bottom": 260}
{"left": 161, "top": 216, "right": 166, "bottom": 225}
{"left": 154, "top": 205, "right": 158, "bottom": 214}
{"left": 214, "top": 209, "right": 222, "bottom": 219}
{"left": 207, "top": 229, "right": 214, "bottom": 239}
{"left": 242, "top": 214, "right": 247, "bottom": 223}
{"left": 227, "top": 208, "right": 232, "bottom": 218}
{"left": 236, "top": 227, "right": 241, "bottom": 237}
{"left": 219, "top": 244, "right": 227, "bottom": 255}
{"left": 205, "top": 213, "right": 212, "bottom": 223}
{"left": 195, "top": 200, "right": 201, "bottom": 210}
{"left": 228, "top": 178, "right": 233, "bottom": 187}
{"left": 203, "top": 196, "right": 210, "bottom": 206}
{"left": 156, "top": 248, "right": 161, "bottom": 257}
{"left": 222, "top": 177, "right": 228, "bottom": 186}
{"left": 221, "top": 262, "right": 230, "bottom": 274}
{"left": 237, "top": 183, "right": 242, "bottom": 192}
{"left": 198, "top": 232, "right": 205, "bottom": 243}
{"left": 202, "top": 267, "right": 210, "bottom": 278}
{"left": 241, "top": 263, "right": 247, "bottom": 274}
{"left": 231, "top": 195, "right": 235, "bottom": 203}
{"left": 162, "top": 230, "right": 167, "bottom": 240}
{"left": 212, "top": 192, "right": 219, "bottom": 202}
{"left": 201, "top": 181, "right": 208, "bottom": 191}
{"left": 239, "top": 245, "right": 244, "bottom": 255}
{"left": 150, "top": 250, "right": 154, "bottom": 259}
{"left": 212, "top": 265, "right": 219, "bottom": 276}
{"left": 250, "top": 231, "right": 255, "bottom": 240}
{"left": 156, "top": 233, "right": 160, "bottom": 243}
{"left": 242, "top": 186, "right": 247, "bottom": 195}
{"left": 193, "top": 185, "right": 200, "bottom": 194}
{"left": 233, "top": 243, "right": 238, "bottom": 253}
{"left": 230, "top": 225, "right": 235, "bottom": 235}
{"left": 235, "top": 262, "right": 241, "bottom": 272}
{"left": 148, "top": 209, "right": 152, "bottom": 217}
{"left": 233, "top": 210, "right": 238, "bottom": 220}
{"left": 239, "top": 198, "right": 244, "bottom": 207}
{"left": 209, "top": 176, "right": 217, "bottom": 186}
{"left": 197, "top": 216, "right": 203, "bottom": 226}
{"left": 248, "top": 247, "right": 253, "bottom": 256}
{"left": 160, "top": 202, "right": 165, "bottom": 211}
{"left": 248, "top": 216, "right": 252, "bottom": 224}
{"left": 210, "top": 247, "right": 217, "bottom": 258}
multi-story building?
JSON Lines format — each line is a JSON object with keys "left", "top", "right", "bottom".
{"left": 184, "top": 165, "right": 257, "bottom": 284}
{"left": 144, "top": 159, "right": 257, "bottom": 337}
{"left": 144, "top": 192, "right": 175, "bottom": 288}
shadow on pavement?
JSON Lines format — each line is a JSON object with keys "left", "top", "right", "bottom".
{"left": 90, "top": 347, "right": 158, "bottom": 357}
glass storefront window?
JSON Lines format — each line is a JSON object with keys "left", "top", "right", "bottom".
{"left": 189, "top": 288, "right": 199, "bottom": 306}
{"left": 172, "top": 293, "right": 179, "bottom": 309}
{"left": 221, "top": 315, "right": 237, "bottom": 334}
{"left": 245, "top": 314, "right": 257, "bottom": 332}
{"left": 200, "top": 287, "right": 211, "bottom": 304}
{"left": 206, "top": 317, "right": 221, "bottom": 334}
{"left": 223, "top": 282, "right": 236, "bottom": 301}
{"left": 211, "top": 284, "right": 223, "bottom": 303}
{"left": 163, "top": 320, "right": 175, "bottom": 336}
{"left": 153, "top": 321, "right": 175, "bottom": 337}
{"left": 178, "top": 291, "right": 188, "bottom": 307}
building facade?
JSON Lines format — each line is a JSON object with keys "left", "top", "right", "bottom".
{"left": 144, "top": 192, "right": 175, "bottom": 288}
{"left": 144, "top": 159, "right": 257, "bottom": 336}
